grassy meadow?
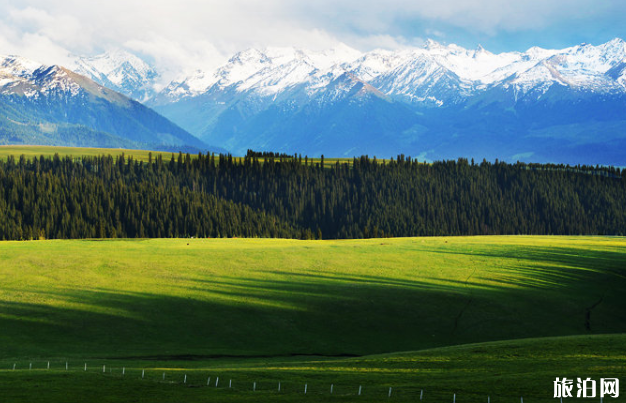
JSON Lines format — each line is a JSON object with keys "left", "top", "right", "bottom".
{"left": 0, "top": 145, "right": 359, "bottom": 165}
{"left": 0, "top": 145, "right": 176, "bottom": 162}
{"left": 0, "top": 334, "right": 624, "bottom": 403}
{"left": 0, "top": 236, "right": 625, "bottom": 401}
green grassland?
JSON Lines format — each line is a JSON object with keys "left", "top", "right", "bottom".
{"left": 0, "top": 334, "right": 624, "bottom": 403}
{"left": 0, "top": 144, "right": 359, "bottom": 165}
{"left": 0, "top": 236, "right": 625, "bottom": 402}
{"left": 0, "top": 145, "right": 180, "bottom": 163}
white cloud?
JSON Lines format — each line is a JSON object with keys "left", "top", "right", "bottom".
{"left": 1, "top": 0, "right": 625, "bottom": 81}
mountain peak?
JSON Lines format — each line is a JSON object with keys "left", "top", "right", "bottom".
{"left": 473, "top": 44, "right": 492, "bottom": 58}
{"left": 1, "top": 55, "right": 43, "bottom": 77}
{"left": 229, "top": 48, "right": 271, "bottom": 65}
{"left": 423, "top": 39, "right": 444, "bottom": 50}
{"left": 600, "top": 37, "right": 626, "bottom": 54}
{"left": 69, "top": 49, "right": 158, "bottom": 102}
{"left": 74, "top": 49, "right": 154, "bottom": 76}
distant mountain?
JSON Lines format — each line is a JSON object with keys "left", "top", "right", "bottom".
{"left": 0, "top": 54, "right": 216, "bottom": 152}
{"left": 69, "top": 50, "right": 158, "bottom": 102}
{"left": 147, "top": 39, "right": 626, "bottom": 165}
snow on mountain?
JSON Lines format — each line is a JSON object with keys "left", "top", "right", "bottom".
{"left": 3, "top": 39, "right": 626, "bottom": 164}
{"left": 606, "top": 61, "right": 626, "bottom": 88}
{"left": 0, "top": 54, "right": 213, "bottom": 152}
{"left": 151, "top": 38, "right": 626, "bottom": 111}
{"left": 151, "top": 44, "right": 363, "bottom": 105}
{"left": 1, "top": 55, "right": 43, "bottom": 78}
{"left": 499, "top": 39, "right": 626, "bottom": 95}
{"left": 303, "top": 43, "right": 363, "bottom": 69}
{"left": 370, "top": 54, "right": 465, "bottom": 106}
{"left": 1, "top": 55, "right": 86, "bottom": 99}
{"left": 69, "top": 49, "right": 159, "bottom": 102}
{"left": 343, "top": 50, "right": 407, "bottom": 82}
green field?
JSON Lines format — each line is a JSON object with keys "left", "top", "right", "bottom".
{"left": 1, "top": 334, "right": 624, "bottom": 403}
{"left": 0, "top": 145, "right": 179, "bottom": 162}
{"left": 0, "top": 144, "right": 363, "bottom": 165}
{"left": 1, "top": 236, "right": 625, "bottom": 401}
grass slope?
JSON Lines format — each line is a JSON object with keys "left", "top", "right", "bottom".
{"left": 0, "top": 145, "right": 361, "bottom": 165}
{"left": 0, "top": 236, "right": 624, "bottom": 360}
{"left": 1, "top": 236, "right": 625, "bottom": 402}
{"left": 0, "top": 334, "right": 624, "bottom": 402}
{"left": 0, "top": 145, "right": 180, "bottom": 163}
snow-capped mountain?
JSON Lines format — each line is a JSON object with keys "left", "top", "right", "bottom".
{"left": 4, "top": 38, "right": 626, "bottom": 164}
{"left": 153, "top": 38, "right": 626, "bottom": 107}
{"left": 143, "top": 39, "right": 626, "bottom": 165}
{"left": 69, "top": 50, "right": 159, "bottom": 102}
{"left": 0, "top": 54, "right": 211, "bottom": 152}
{"left": 150, "top": 45, "right": 363, "bottom": 106}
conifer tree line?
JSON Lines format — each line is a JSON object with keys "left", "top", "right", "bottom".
{"left": 0, "top": 152, "right": 624, "bottom": 240}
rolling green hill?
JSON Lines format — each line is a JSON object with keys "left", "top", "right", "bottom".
{"left": 0, "top": 334, "right": 624, "bottom": 403}
{"left": 1, "top": 236, "right": 624, "bottom": 360}
{"left": 0, "top": 236, "right": 625, "bottom": 402}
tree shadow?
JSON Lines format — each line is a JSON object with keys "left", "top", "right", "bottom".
{"left": 1, "top": 247, "right": 625, "bottom": 361}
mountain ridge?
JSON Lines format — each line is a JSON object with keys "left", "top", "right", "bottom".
{"left": 140, "top": 39, "right": 626, "bottom": 163}
{"left": 0, "top": 54, "right": 219, "bottom": 153}
{"left": 4, "top": 39, "right": 626, "bottom": 163}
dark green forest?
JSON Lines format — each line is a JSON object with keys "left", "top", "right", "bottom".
{"left": 0, "top": 152, "right": 625, "bottom": 240}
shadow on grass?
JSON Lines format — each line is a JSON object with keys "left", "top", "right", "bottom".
{"left": 1, "top": 242, "right": 625, "bottom": 361}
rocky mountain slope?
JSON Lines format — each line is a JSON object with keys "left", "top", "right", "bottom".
{"left": 0, "top": 55, "right": 213, "bottom": 152}
{"left": 146, "top": 39, "right": 626, "bottom": 164}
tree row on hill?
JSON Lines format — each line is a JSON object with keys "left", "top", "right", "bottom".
{"left": 0, "top": 152, "right": 625, "bottom": 240}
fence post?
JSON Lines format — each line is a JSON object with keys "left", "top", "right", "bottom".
{"left": 29, "top": 363, "right": 32, "bottom": 370}
{"left": 123, "top": 367, "right": 125, "bottom": 375}
{"left": 278, "top": 381, "right": 281, "bottom": 392}
{"left": 421, "top": 390, "right": 424, "bottom": 400}
{"left": 47, "top": 361, "right": 50, "bottom": 370}
{"left": 216, "top": 376, "right": 219, "bottom": 387}
{"left": 142, "top": 369, "right": 145, "bottom": 379}
{"left": 184, "top": 374, "right": 187, "bottom": 384}
{"left": 229, "top": 379, "right": 232, "bottom": 388}
{"left": 163, "top": 372, "right": 165, "bottom": 380}
{"left": 12, "top": 363, "right": 15, "bottom": 370}
{"left": 66, "top": 362, "right": 68, "bottom": 370}
{"left": 253, "top": 382, "right": 256, "bottom": 391}
{"left": 207, "top": 377, "right": 211, "bottom": 386}
{"left": 359, "top": 385, "right": 362, "bottom": 396}
{"left": 389, "top": 387, "right": 393, "bottom": 397}
{"left": 454, "top": 393, "right": 456, "bottom": 403}
{"left": 305, "top": 384, "right": 308, "bottom": 394}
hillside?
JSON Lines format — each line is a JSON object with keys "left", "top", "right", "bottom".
{"left": 1, "top": 152, "right": 625, "bottom": 241}
{"left": 146, "top": 39, "right": 626, "bottom": 165}
{"left": 0, "top": 55, "right": 216, "bottom": 153}
{"left": 1, "top": 334, "right": 623, "bottom": 403}
{"left": 0, "top": 236, "right": 624, "bottom": 359}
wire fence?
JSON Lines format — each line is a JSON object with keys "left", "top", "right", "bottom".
{"left": 1, "top": 360, "right": 548, "bottom": 402}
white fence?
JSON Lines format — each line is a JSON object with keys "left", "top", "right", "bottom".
{"left": 3, "top": 361, "right": 535, "bottom": 402}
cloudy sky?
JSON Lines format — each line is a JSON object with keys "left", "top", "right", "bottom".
{"left": 2, "top": 0, "right": 626, "bottom": 80}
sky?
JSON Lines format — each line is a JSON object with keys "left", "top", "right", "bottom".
{"left": 1, "top": 0, "right": 626, "bottom": 81}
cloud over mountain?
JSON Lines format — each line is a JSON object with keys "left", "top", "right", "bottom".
{"left": 2, "top": 0, "right": 626, "bottom": 86}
